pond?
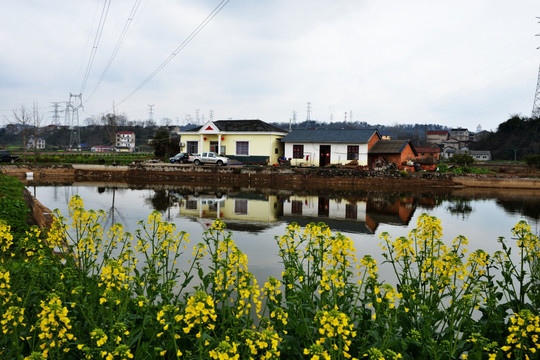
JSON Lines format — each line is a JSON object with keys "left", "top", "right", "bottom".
{"left": 27, "top": 183, "right": 540, "bottom": 284}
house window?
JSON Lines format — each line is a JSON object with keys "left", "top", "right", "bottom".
{"left": 234, "top": 199, "right": 248, "bottom": 214}
{"left": 291, "top": 200, "right": 303, "bottom": 215}
{"left": 236, "top": 141, "right": 249, "bottom": 156}
{"left": 187, "top": 141, "right": 198, "bottom": 154}
{"left": 186, "top": 200, "right": 198, "bottom": 210}
{"left": 347, "top": 146, "right": 359, "bottom": 160}
{"left": 292, "top": 145, "right": 304, "bottom": 159}
{"left": 345, "top": 204, "right": 357, "bottom": 219}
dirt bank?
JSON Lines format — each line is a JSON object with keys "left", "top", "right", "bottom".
{"left": 22, "top": 188, "right": 54, "bottom": 229}
{"left": 2, "top": 163, "right": 539, "bottom": 191}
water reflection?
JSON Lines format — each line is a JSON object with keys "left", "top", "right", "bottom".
{"left": 28, "top": 182, "right": 539, "bottom": 286}
{"left": 94, "top": 184, "right": 540, "bottom": 234}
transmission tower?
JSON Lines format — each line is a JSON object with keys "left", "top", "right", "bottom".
{"left": 533, "top": 66, "right": 540, "bottom": 118}
{"left": 65, "top": 93, "right": 83, "bottom": 150}
{"left": 148, "top": 104, "right": 155, "bottom": 123}
{"left": 50, "top": 102, "right": 63, "bottom": 125}
{"left": 533, "top": 17, "right": 540, "bottom": 118}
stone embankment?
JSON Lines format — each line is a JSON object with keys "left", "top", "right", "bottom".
{"left": 2, "top": 163, "right": 455, "bottom": 191}
{"left": 22, "top": 188, "right": 54, "bottom": 229}
{"left": 2, "top": 163, "right": 540, "bottom": 190}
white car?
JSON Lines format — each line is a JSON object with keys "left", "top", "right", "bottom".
{"left": 191, "top": 152, "right": 229, "bottom": 166}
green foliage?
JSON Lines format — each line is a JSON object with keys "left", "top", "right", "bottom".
{"left": 151, "top": 128, "right": 179, "bottom": 158}
{"left": 0, "top": 174, "right": 31, "bottom": 240}
{"left": 471, "top": 115, "right": 540, "bottom": 160}
{"left": 436, "top": 163, "right": 449, "bottom": 173}
{"left": 448, "top": 153, "right": 474, "bottom": 167}
{"left": 22, "top": 152, "right": 156, "bottom": 165}
{"left": 524, "top": 154, "right": 540, "bottom": 171}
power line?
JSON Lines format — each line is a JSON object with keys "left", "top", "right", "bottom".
{"left": 79, "top": 0, "right": 112, "bottom": 95}
{"left": 115, "top": 0, "right": 230, "bottom": 108}
{"left": 86, "top": 0, "right": 143, "bottom": 103}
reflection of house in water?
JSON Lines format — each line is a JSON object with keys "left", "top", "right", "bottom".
{"left": 281, "top": 196, "right": 374, "bottom": 234}
{"left": 365, "top": 197, "right": 416, "bottom": 232}
{"left": 176, "top": 192, "right": 283, "bottom": 233}
{"left": 173, "top": 188, "right": 418, "bottom": 235}
{"left": 281, "top": 195, "right": 417, "bottom": 234}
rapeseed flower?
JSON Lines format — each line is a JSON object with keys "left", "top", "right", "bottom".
{"left": 209, "top": 336, "right": 239, "bottom": 360}
{"left": 35, "top": 294, "right": 75, "bottom": 353}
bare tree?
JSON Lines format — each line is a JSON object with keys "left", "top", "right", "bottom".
{"left": 162, "top": 117, "right": 172, "bottom": 126}
{"left": 30, "top": 102, "right": 44, "bottom": 162}
{"left": 10, "top": 105, "right": 33, "bottom": 161}
{"left": 116, "top": 114, "right": 129, "bottom": 127}
{"left": 84, "top": 116, "right": 100, "bottom": 126}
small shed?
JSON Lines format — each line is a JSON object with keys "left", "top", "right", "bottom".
{"left": 369, "top": 140, "right": 418, "bottom": 170}
{"left": 415, "top": 146, "right": 440, "bottom": 162}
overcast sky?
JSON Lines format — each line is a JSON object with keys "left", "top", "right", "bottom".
{"left": 1, "top": 0, "right": 538, "bottom": 131}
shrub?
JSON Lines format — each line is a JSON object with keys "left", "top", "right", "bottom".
{"left": 448, "top": 153, "right": 475, "bottom": 167}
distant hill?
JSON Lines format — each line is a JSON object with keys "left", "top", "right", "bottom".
{"left": 470, "top": 115, "right": 540, "bottom": 160}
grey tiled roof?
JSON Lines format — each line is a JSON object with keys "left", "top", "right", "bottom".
{"left": 188, "top": 119, "right": 287, "bottom": 133}
{"left": 369, "top": 140, "right": 417, "bottom": 155}
{"left": 280, "top": 129, "right": 379, "bottom": 143}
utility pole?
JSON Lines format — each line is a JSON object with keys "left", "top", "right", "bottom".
{"left": 306, "top": 102, "right": 311, "bottom": 128}
{"left": 532, "top": 17, "right": 540, "bottom": 118}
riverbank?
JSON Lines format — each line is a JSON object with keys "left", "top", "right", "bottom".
{"left": 2, "top": 163, "right": 540, "bottom": 190}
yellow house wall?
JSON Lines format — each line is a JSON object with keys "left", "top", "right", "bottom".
{"left": 219, "top": 196, "right": 280, "bottom": 222}
{"left": 180, "top": 133, "right": 284, "bottom": 164}
{"left": 178, "top": 196, "right": 280, "bottom": 223}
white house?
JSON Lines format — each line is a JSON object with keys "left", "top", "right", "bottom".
{"left": 280, "top": 129, "right": 381, "bottom": 167}
{"left": 454, "top": 149, "right": 492, "bottom": 161}
{"left": 26, "top": 135, "right": 46, "bottom": 150}
{"left": 115, "top": 131, "right": 136, "bottom": 152}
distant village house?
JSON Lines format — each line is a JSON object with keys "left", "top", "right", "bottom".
{"left": 26, "top": 135, "right": 45, "bottom": 150}
{"left": 115, "top": 131, "right": 136, "bottom": 152}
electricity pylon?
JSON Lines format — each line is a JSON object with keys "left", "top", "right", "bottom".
{"left": 532, "top": 17, "right": 540, "bottom": 118}
{"left": 65, "top": 93, "right": 83, "bottom": 150}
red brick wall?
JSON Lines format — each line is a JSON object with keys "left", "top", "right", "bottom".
{"left": 400, "top": 144, "right": 417, "bottom": 163}
{"left": 367, "top": 133, "right": 381, "bottom": 150}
